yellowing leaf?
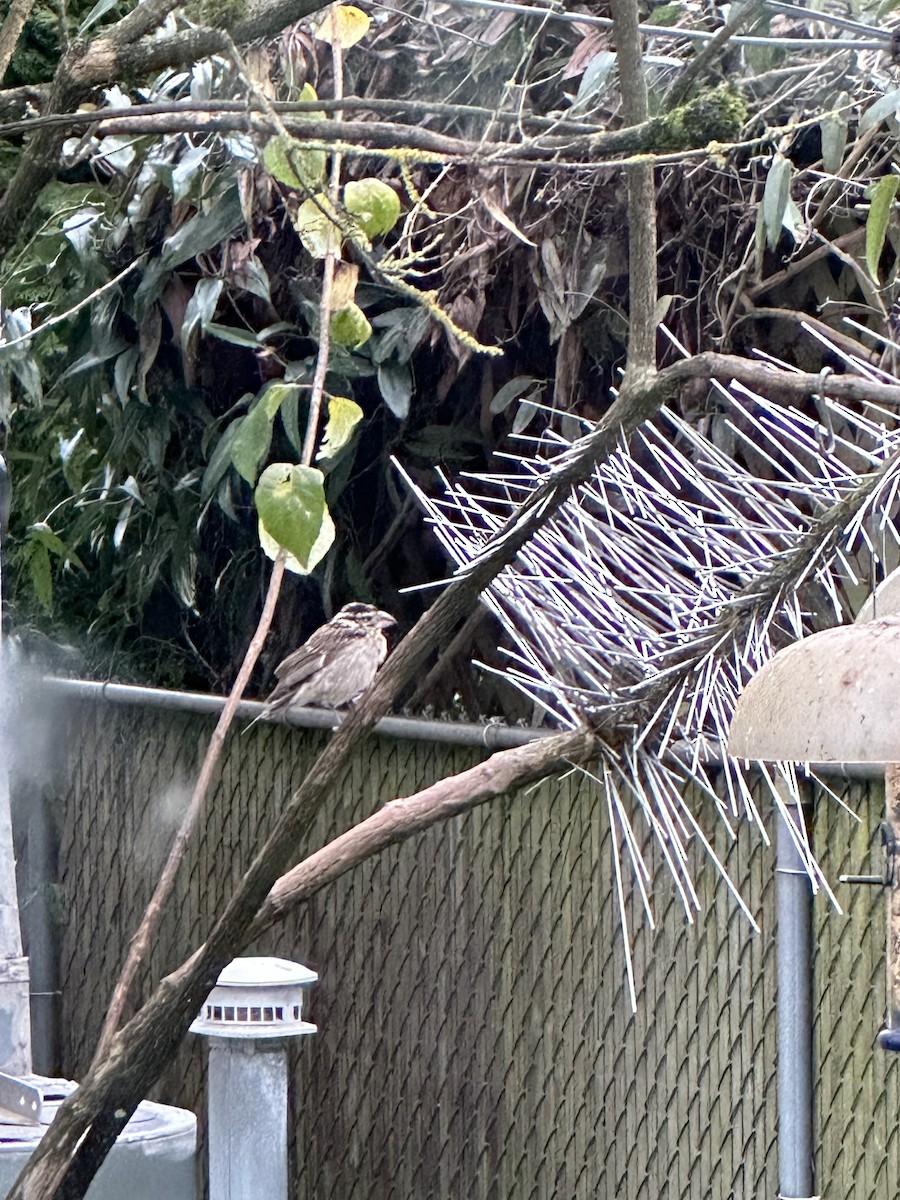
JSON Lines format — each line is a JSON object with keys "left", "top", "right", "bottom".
{"left": 762, "top": 153, "right": 792, "bottom": 251}
{"left": 297, "top": 82, "right": 323, "bottom": 110}
{"left": 255, "top": 463, "right": 332, "bottom": 570}
{"left": 331, "top": 262, "right": 359, "bottom": 309}
{"left": 263, "top": 134, "right": 326, "bottom": 191}
{"left": 317, "top": 395, "right": 364, "bottom": 461}
{"left": 293, "top": 194, "right": 342, "bottom": 259}
{"left": 331, "top": 303, "right": 372, "bottom": 349}
{"left": 343, "top": 179, "right": 401, "bottom": 238}
{"left": 313, "top": 4, "right": 371, "bottom": 48}
{"left": 866, "top": 174, "right": 900, "bottom": 284}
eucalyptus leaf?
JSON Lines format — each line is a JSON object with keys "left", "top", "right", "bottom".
{"left": 201, "top": 422, "right": 243, "bottom": 501}
{"left": 62, "top": 340, "right": 130, "bottom": 377}
{"left": 171, "top": 146, "right": 213, "bottom": 205}
{"left": 158, "top": 186, "right": 244, "bottom": 273}
{"left": 204, "top": 323, "right": 262, "bottom": 348}
{"left": 280, "top": 388, "right": 303, "bottom": 455}
{"left": 820, "top": 112, "right": 848, "bottom": 176}
{"left": 866, "top": 174, "right": 900, "bottom": 283}
{"left": 181, "top": 278, "right": 223, "bottom": 356}
{"left": 761, "top": 153, "right": 792, "bottom": 251}
{"left": 78, "top": 0, "right": 121, "bottom": 35}
{"left": 370, "top": 307, "right": 430, "bottom": 365}
{"left": 11, "top": 354, "right": 42, "bottom": 404}
{"left": 231, "top": 256, "right": 271, "bottom": 303}
{"left": 512, "top": 399, "right": 539, "bottom": 434}
{"left": 171, "top": 550, "right": 198, "bottom": 611}
{"left": 231, "top": 404, "right": 275, "bottom": 485}
{"left": 216, "top": 474, "right": 239, "bottom": 523}
{"left": 114, "top": 347, "right": 139, "bottom": 405}
{"left": 229, "top": 384, "right": 294, "bottom": 485}
{"left": 489, "top": 375, "right": 542, "bottom": 415}
{"left": 860, "top": 88, "right": 900, "bottom": 134}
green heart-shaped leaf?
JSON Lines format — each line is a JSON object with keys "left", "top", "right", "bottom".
{"left": 255, "top": 462, "right": 331, "bottom": 569}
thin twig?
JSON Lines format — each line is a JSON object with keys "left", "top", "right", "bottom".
{"left": 609, "top": 0, "right": 657, "bottom": 379}
{"left": 0, "top": 258, "right": 144, "bottom": 353}
{"left": 302, "top": 14, "right": 345, "bottom": 465}
{"left": 93, "top": 553, "right": 286, "bottom": 1061}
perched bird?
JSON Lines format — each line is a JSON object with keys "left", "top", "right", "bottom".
{"left": 252, "top": 602, "right": 397, "bottom": 725}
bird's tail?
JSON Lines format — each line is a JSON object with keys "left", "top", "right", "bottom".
{"left": 240, "top": 707, "right": 271, "bottom": 735}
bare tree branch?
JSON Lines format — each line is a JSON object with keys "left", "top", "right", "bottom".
{"left": 251, "top": 728, "right": 595, "bottom": 935}
{"left": 93, "top": 555, "right": 287, "bottom": 1061}
{"left": 0, "top": 95, "right": 746, "bottom": 163}
{"left": 665, "top": 350, "right": 900, "bottom": 406}
{"left": 609, "top": 0, "right": 657, "bottom": 380}
{"left": 0, "top": 0, "right": 36, "bottom": 80}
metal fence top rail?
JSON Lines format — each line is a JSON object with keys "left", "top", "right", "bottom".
{"left": 40, "top": 675, "right": 883, "bottom": 777}
{"left": 43, "top": 675, "right": 551, "bottom": 750}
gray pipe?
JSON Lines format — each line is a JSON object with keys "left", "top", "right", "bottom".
{"left": 43, "top": 676, "right": 552, "bottom": 749}
{"left": 41, "top": 676, "right": 886, "bottom": 777}
{"left": 775, "top": 801, "right": 815, "bottom": 1200}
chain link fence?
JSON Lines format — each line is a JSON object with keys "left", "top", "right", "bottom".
{"left": 40, "top": 697, "right": 900, "bottom": 1198}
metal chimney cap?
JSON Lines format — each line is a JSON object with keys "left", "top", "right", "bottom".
{"left": 190, "top": 956, "right": 318, "bottom": 1040}
{"left": 728, "top": 617, "right": 900, "bottom": 764}
{"left": 214, "top": 957, "right": 317, "bottom": 989}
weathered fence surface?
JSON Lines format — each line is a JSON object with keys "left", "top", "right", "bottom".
{"left": 42, "top": 697, "right": 899, "bottom": 1199}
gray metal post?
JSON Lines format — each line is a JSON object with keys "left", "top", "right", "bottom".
{"left": 776, "top": 802, "right": 815, "bottom": 1200}
{"left": 0, "top": 454, "right": 31, "bottom": 1076}
{"left": 207, "top": 1040, "right": 289, "bottom": 1200}
{"left": 191, "top": 957, "right": 317, "bottom": 1200}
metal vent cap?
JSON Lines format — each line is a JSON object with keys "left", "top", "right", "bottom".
{"left": 190, "top": 957, "right": 317, "bottom": 1040}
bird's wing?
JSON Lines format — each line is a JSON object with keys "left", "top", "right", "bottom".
{"left": 264, "top": 631, "right": 334, "bottom": 709}
{"left": 273, "top": 641, "right": 329, "bottom": 685}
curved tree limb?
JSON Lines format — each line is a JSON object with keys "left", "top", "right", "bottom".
{"left": 250, "top": 728, "right": 595, "bottom": 937}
